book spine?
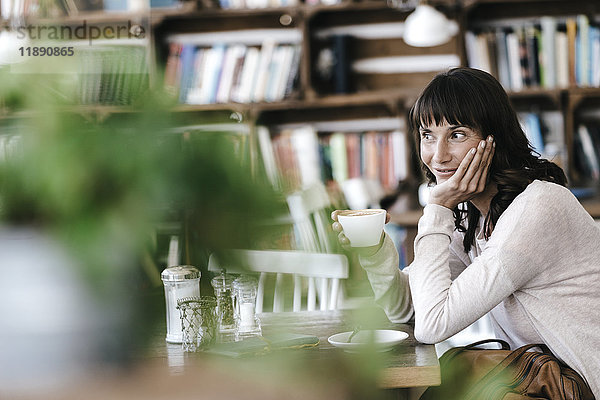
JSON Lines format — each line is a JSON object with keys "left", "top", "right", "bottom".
{"left": 177, "top": 44, "right": 196, "bottom": 104}
{"left": 283, "top": 45, "right": 301, "bottom": 99}
{"left": 332, "top": 35, "right": 352, "bottom": 94}
{"left": 556, "top": 28, "right": 569, "bottom": 88}
{"left": 495, "top": 29, "right": 511, "bottom": 89}
{"left": 216, "top": 45, "right": 238, "bottom": 104}
{"left": 476, "top": 31, "right": 492, "bottom": 74}
{"left": 577, "top": 124, "right": 600, "bottom": 180}
{"left": 233, "top": 46, "right": 259, "bottom": 103}
{"left": 577, "top": 14, "right": 590, "bottom": 87}
{"left": 528, "top": 25, "right": 541, "bottom": 87}
{"left": 464, "top": 30, "right": 481, "bottom": 70}
{"left": 329, "top": 133, "right": 348, "bottom": 183}
{"left": 566, "top": 17, "right": 577, "bottom": 87}
{"left": 518, "top": 27, "right": 531, "bottom": 87}
{"left": 252, "top": 39, "right": 276, "bottom": 103}
{"left": 592, "top": 26, "right": 600, "bottom": 87}
{"left": 186, "top": 48, "right": 206, "bottom": 104}
{"left": 540, "top": 16, "right": 557, "bottom": 88}
{"left": 485, "top": 31, "right": 499, "bottom": 79}
{"left": 228, "top": 46, "right": 247, "bottom": 102}
{"left": 391, "top": 130, "right": 407, "bottom": 182}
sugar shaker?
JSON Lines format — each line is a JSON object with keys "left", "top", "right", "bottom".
{"left": 161, "top": 265, "right": 201, "bottom": 343}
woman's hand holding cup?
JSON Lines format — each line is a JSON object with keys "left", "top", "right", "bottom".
{"left": 331, "top": 209, "right": 390, "bottom": 257}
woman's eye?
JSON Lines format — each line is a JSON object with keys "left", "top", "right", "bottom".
{"left": 451, "top": 131, "right": 466, "bottom": 140}
{"left": 421, "top": 133, "right": 433, "bottom": 141}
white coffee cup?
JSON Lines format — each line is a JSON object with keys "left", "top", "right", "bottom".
{"left": 337, "top": 209, "right": 386, "bottom": 247}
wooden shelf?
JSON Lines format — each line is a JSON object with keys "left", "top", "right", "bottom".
{"left": 26, "top": 10, "right": 150, "bottom": 25}
{"left": 464, "top": 0, "right": 579, "bottom": 6}
{"left": 170, "top": 88, "right": 417, "bottom": 114}
{"left": 4, "top": 84, "right": 600, "bottom": 121}
{"left": 157, "top": 1, "right": 399, "bottom": 22}
{"left": 16, "top": 3, "right": 197, "bottom": 26}
{"left": 390, "top": 209, "right": 423, "bottom": 227}
{"left": 568, "top": 87, "right": 600, "bottom": 98}
{"left": 582, "top": 201, "right": 600, "bottom": 219}
{"left": 390, "top": 197, "right": 600, "bottom": 228}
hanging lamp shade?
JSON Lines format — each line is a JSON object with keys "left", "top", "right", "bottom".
{"left": 403, "top": 4, "right": 458, "bottom": 47}
{"left": 0, "top": 30, "right": 30, "bottom": 66}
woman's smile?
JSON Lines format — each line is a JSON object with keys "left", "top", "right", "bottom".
{"left": 433, "top": 167, "right": 458, "bottom": 177}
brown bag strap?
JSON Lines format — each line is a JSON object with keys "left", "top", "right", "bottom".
{"left": 443, "top": 339, "right": 511, "bottom": 365}
{"left": 464, "top": 339, "right": 511, "bottom": 351}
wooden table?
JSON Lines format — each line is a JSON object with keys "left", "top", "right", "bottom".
{"left": 258, "top": 310, "right": 440, "bottom": 389}
{"left": 22, "top": 308, "right": 439, "bottom": 400}
{"left": 146, "top": 309, "right": 440, "bottom": 399}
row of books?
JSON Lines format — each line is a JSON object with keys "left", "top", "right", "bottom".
{"left": 466, "top": 15, "right": 600, "bottom": 91}
{"left": 215, "top": 0, "right": 340, "bottom": 9}
{"left": 164, "top": 41, "right": 301, "bottom": 105}
{"left": 258, "top": 125, "right": 408, "bottom": 194}
{"left": 1, "top": 0, "right": 182, "bottom": 19}
{"left": 216, "top": 0, "right": 296, "bottom": 9}
{"left": 0, "top": 134, "right": 21, "bottom": 163}
{"left": 517, "top": 111, "right": 565, "bottom": 162}
{"left": 574, "top": 121, "right": 600, "bottom": 183}
{"left": 0, "top": 0, "right": 156, "bottom": 18}
{"left": 77, "top": 46, "right": 149, "bottom": 105}
{"left": 1, "top": 0, "right": 38, "bottom": 19}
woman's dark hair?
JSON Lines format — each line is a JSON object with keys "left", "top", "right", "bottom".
{"left": 408, "top": 67, "right": 567, "bottom": 253}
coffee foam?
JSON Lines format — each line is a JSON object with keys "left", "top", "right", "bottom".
{"left": 337, "top": 209, "right": 383, "bottom": 217}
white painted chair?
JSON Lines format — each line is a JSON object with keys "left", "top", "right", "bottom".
{"left": 286, "top": 183, "right": 334, "bottom": 253}
{"left": 208, "top": 249, "right": 349, "bottom": 313}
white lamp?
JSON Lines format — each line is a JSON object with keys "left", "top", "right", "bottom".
{"left": 403, "top": 4, "right": 458, "bottom": 47}
{"left": 0, "top": 29, "right": 30, "bottom": 66}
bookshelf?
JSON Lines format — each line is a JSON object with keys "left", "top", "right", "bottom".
{"left": 2, "top": 0, "right": 600, "bottom": 239}
{"left": 149, "top": 0, "right": 463, "bottom": 207}
{"left": 463, "top": 0, "right": 600, "bottom": 211}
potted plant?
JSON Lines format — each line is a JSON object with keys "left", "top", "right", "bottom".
{"left": 0, "top": 68, "right": 285, "bottom": 396}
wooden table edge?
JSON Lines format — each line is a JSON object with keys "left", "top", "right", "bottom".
{"left": 378, "top": 365, "right": 441, "bottom": 389}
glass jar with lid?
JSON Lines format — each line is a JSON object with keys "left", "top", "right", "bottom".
{"left": 210, "top": 270, "right": 236, "bottom": 335}
{"left": 232, "top": 275, "right": 261, "bottom": 340}
{"left": 161, "top": 265, "right": 201, "bottom": 343}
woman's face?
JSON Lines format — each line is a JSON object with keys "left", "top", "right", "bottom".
{"left": 419, "top": 121, "right": 483, "bottom": 184}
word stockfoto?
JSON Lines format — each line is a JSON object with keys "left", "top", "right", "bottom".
{"left": 14, "top": 20, "right": 146, "bottom": 45}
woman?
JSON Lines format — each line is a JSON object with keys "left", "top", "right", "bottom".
{"left": 331, "top": 67, "right": 600, "bottom": 396}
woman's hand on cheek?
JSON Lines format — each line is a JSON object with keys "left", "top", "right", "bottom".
{"left": 428, "top": 135, "right": 495, "bottom": 210}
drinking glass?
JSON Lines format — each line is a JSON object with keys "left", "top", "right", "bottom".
{"left": 177, "top": 296, "right": 217, "bottom": 352}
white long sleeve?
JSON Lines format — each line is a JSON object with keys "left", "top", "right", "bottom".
{"left": 358, "top": 235, "right": 413, "bottom": 323}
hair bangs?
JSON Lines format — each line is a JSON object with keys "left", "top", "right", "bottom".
{"left": 410, "top": 73, "right": 485, "bottom": 134}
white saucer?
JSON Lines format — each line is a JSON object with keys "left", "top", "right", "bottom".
{"left": 327, "top": 329, "right": 409, "bottom": 352}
